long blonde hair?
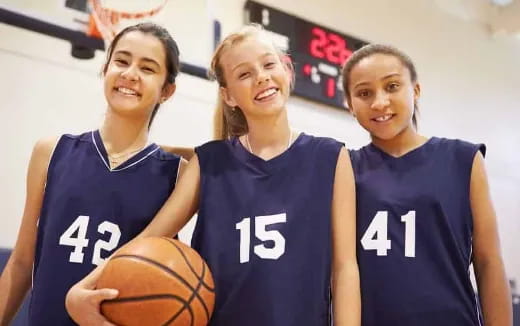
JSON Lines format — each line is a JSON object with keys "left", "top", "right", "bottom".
{"left": 209, "top": 24, "right": 294, "bottom": 140}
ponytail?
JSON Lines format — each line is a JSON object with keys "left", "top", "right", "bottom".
{"left": 213, "top": 93, "right": 248, "bottom": 140}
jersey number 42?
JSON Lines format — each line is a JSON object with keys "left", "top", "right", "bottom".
{"left": 59, "top": 215, "right": 121, "bottom": 265}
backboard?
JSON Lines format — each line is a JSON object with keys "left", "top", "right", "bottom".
{"left": 0, "top": 0, "right": 217, "bottom": 75}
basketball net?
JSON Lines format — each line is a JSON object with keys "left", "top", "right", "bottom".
{"left": 87, "top": 0, "right": 168, "bottom": 47}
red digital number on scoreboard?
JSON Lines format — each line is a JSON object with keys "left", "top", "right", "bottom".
{"left": 309, "top": 27, "right": 353, "bottom": 66}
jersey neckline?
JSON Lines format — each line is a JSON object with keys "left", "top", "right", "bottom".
{"left": 229, "top": 132, "right": 306, "bottom": 172}
{"left": 91, "top": 130, "right": 159, "bottom": 172}
{"left": 367, "top": 137, "right": 439, "bottom": 161}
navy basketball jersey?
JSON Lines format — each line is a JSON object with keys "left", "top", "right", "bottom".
{"left": 192, "top": 133, "right": 343, "bottom": 326}
{"left": 350, "top": 137, "right": 485, "bottom": 326}
{"left": 29, "top": 130, "right": 181, "bottom": 326}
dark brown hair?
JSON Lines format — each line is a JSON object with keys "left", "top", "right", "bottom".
{"left": 342, "top": 44, "right": 419, "bottom": 128}
{"left": 102, "top": 22, "right": 181, "bottom": 128}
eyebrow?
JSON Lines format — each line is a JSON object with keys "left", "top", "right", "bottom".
{"left": 114, "top": 50, "right": 161, "bottom": 67}
{"left": 353, "top": 73, "right": 401, "bottom": 88}
{"left": 231, "top": 52, "right": 276, "bottom": 72}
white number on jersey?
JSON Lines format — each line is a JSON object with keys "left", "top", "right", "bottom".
{"left": 361, "top": 210, "right": 416, "bottom": 257}
{"left": 59, "top": 215, "right": 90, "bottom": 263}
{"left": 236, "top": 213, "right": 287, "bottom": 264}
{"left": 360, "top": 211, "right": 391, "bottom": 256}
{"left": 401, "top": 210, "right": 416, "bottom": 257}
{"left": 59, "top": 215, "right": 122, "bottom": 265}
{"left": 92, "top": 221, "right": 122, "bottom": 265}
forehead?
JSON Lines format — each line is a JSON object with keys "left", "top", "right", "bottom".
{"left": 350, "top": 54, "right": 410, "bottom": 83}
{"left": 112, "top": 31, "right": 166, "bottom": 64}
{"left": 220, "top": 36, "right": 278, "bottom": 71}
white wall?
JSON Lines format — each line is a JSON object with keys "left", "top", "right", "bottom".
{"left": 1, "top": 0, "right": 519, "bottom": 284}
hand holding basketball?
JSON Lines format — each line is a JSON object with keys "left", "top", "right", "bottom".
{"left": 65, "top": 273, "right": 119, "bottom": 326}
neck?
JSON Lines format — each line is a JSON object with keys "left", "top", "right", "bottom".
{"left": 242, "top": 110, "right": 292, "bottom": 160}
{"left": 371, "top": 125, "right": 427, "bottom": 157}
{"left": 100, "top": 108, "right": 150, "bottom": 154}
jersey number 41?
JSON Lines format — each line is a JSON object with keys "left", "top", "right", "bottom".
{"left": 360, "top": 210, "right": 416, "bottom": 257}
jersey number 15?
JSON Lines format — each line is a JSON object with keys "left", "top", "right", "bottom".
{"left": 235, "top": 213, "right": 287, "bottom": 264}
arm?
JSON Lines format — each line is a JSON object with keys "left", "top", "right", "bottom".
{"left": 159, "top": 145, "right": 195, "bottom": 161}
{"left": 470, "top": 152, "right": 512, "bottom": 326}
{"left": 0, "top": 137, "right": 57, "bottom": 326}
{"left": 66, "top": 154, "right": 201, "bottom": 325}
{"left": 331, "top": 148, "right": 361, "bottom": 326}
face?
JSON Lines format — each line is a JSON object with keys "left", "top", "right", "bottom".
{"left": 347, "top": 54, "right": 420, "bottom": 141}
{"left": 103, "top": 31, "right": 175, "bottom": 118}
{"left": 219, "top": 35, "right": 291, "bottom": 120}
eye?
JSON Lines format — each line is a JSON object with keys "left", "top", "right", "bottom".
{"left": 356, "top": 89, "right": 371, "bottom": 98}
{"left": 264, "top": 62, "right": 276, "bottom": 68}
{"left": 114, "top": 59, "right": 128, "bottom": 65}
{"left": 387, "top": 82, "right": 400, "bottom": 92}
{"left": 141, "top": 66, "right": 156, "bottom": 73}
{"left": 238, "top": 71, "right": 250, "bottom": 80}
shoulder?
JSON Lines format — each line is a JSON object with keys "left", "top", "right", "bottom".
{"left": 33, "top": 135, "right": 60, "bottom": 155}
{"left": 296, "top": 133, "right": 344, "bottom": 155}
{"left": 29, "top": 135, "right": 62, "bottom": 178}
{"left": 34, "top": 131, "right": 95, "bottom": 167}
{"left": 431, "top": 137, "right": 486, "bottom": 159}
{"left": 194, "top": 139, "right": 230, "bottom": 157}
{"left": 158, "top": 145, "right": 194, "bottom": 161}
{"left": 154, "top": 146, "right": 183, "bottom": 162}
{"left": 195, "top": 139, "right": 228, "bottom": 151}
{"left": 347, "top": 144, "right": 371, "bottom": 168}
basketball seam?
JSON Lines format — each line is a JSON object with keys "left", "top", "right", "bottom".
{"left": 163, "top": 238, "right": 215, "bottom": 292}
{"left": 163, "top": 296, "right": 194, "bottom": 326}
{"left": 110, "top": 255, "right": 200, "bottom": 295}
{"left": 187, "top": 263, "right": 209, "bottom": 321}
{"left": 101, "top": 294, "right": 193, "bottom": 326}
{"left": 110, "top": 253, "right": 211, "bottom": 323}
{"left": 103, "top": 293, "right": 188, "bottom": 304}
{"left": 161, "top": 238, "right": 214, "bottom": 321}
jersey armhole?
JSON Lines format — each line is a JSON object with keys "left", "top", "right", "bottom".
{"left": 44, "top": 135, "right": 64, "bottom": 188}
{"left": 476, "top": 143, "right": 486, "bottom": 158}
{"left": 175, "top": 157, "right": 187, "bottom": 185}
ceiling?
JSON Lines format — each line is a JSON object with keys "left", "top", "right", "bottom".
{"left": 434, "top": 0, "right": 520, "bottom": 37}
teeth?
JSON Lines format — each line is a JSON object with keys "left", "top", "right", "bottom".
{"left": 375, "top": 114, "right": 392, "bottom": 122}
{"left": 117, "top": 87, "right": 137, "bottom": 95}
{"left": 256, "top": 88, "right": 277, "bottom": 100}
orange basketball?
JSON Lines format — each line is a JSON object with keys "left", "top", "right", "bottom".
{"left": 97, "top": 237, "right": 215, "bottom": 326}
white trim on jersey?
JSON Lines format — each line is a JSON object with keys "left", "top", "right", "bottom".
{"left": 175, "top": 157, "right": 187, "bottom": 185}
{"left": 34, "top": 135, "right": 62, "bottom": 288}
{"left": 92, "top": 132, "right": 111, "bottom": 171}
{"left": 468, "top": 238, "right": 483, "bottom": 326}
{"left": 91, "top": 131, "right": 160, "bottom": 172}
{"left": 114, "top": 147, "right": 160, "bottom": 172}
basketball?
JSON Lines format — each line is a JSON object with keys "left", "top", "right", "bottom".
{"left": 97, "top": 237, "right": 215, "bottom": 326}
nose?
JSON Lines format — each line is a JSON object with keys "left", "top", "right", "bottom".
{"left": 256, "top": 68, "right": 270, "bottom": 85}
{"left": 371, "top": 90, "right": 390, "bottom": 110}
{"left": 121, "top": 64, "right": 139, "bottom": 81}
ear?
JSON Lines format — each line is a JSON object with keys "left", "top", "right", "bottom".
{"left": 220, "top": 86, "right": 238, "bottom": 108}
{"left": 281, "top": 54, "right": 294, "bottom": 84}
{"left": 344, "top": 98, "right": 355, "bottom": 117}
{"left": 413, "top": 82, "right": 421, "bottom": 102}
{"left": 160, "top": 83, "right": 176, "bottom": 103}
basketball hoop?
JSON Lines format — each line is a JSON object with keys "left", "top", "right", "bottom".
{"left": 87, "top": 0, "right": 168, "bottom": 46}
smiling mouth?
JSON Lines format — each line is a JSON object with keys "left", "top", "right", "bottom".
{"left": 115, "top": 87, "right": 141, "bottom": 97}
{"left": 372, "top": 114, "right": 394, "bottom": 122}
{"left": 255, "top": 87, "right": 279, "bottom": 101}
